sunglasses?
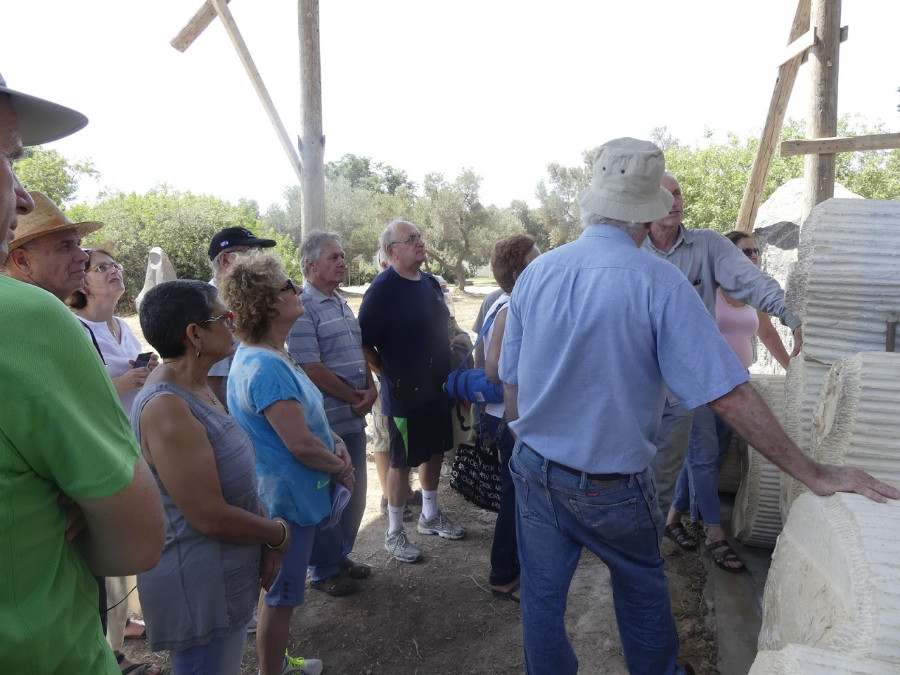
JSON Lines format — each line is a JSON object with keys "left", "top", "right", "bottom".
{"left": 280, "top": 278, "right": 298, "bottom": 294}
{"left": 86, "top": 262, "right": 124, "bottom": 274}
{"left": 199, "top": 311, "right": 235, "bottom": 330}
{"left": 740, "top": 247, "right": 760, "bottom": 258}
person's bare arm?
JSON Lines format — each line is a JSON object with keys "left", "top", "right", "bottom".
{"left": 363, "top": 345, "right": 382, "bottom": 376}
{"left": 74, "top": 456, "right": 165, "bottom": 577}
{"left": 485, "top": 308, "right": 508, "bottom": 384}
{"left": 709, "top": 382, "right": 900, "bottom": 502}
{"left": 139, "top": 393, "right": 287, "bottom": 547}
{"left": 756, "top": 311, "right": 791, "bottom": 369}
{"left": 791, "top": 326, "right": 803, "bottom": 357}
{"left": 350, "top": 365, "right": 378, "bottom": 417}
{"left": 503, "top": 383, "right": 519, "bottom": 424}
{"left": 264, "top": 399, "right": 346, "bottom": 474}
{"left": 300, "top": 362, "right": 361, "bottom": 405}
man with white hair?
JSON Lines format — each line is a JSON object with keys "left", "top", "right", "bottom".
{"left": 359, "top": 219, "right": 469, "bottom": 563}
{"left": 499, "top": 137, "right": 898, "bottom": 674}
{"left": 0, "top": 72, "right": 164, "bottom": 673}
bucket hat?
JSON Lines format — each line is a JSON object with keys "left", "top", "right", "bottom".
{"left": 578, "top": 137, "right": 673, "bottom": 223}
{"left": 11, "top": 191, "right": 102, "bottom": 250}
{"left": 0, "top": 72, "right": 88, "bottom": 146}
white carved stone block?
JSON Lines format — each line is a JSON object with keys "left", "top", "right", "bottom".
{"left": 134, "top": 246, "right": 178, "bottom": 312}
{"left": 759, "top": 493, "right": 900, "bottom": 665}
{"left": 811, "top": 352, "right": 900, "bottom": 488}
{"left": 732, "top": 375, "right": 786, "bottom": 548}
{"left": 749, "top": 644, "right": 898, "bottom": 674}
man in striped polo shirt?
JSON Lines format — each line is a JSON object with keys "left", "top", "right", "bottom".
{"left": 289, "top": 231, "right": 377, "bottom": 595}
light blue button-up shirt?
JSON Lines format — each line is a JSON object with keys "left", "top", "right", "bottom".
{"left": 499, "top": 225, "right": 748, "bottom": 474}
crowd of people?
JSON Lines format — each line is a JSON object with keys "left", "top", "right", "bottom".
{"left": 2, "top": 72, "right": 899, "bottom": 675}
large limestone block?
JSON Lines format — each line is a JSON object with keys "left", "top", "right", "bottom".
{"left": 781, "top": 355, "right": 831, "bottom": 518}
{"left": 733, "top": 375, "right": 786, "bottom": 548}
{"left": 759, "top": 493, "right": 900, "bottom": 664}
{"left": 785, "top": 198, "right": 900, "bottom": 365}
{"left": 749, "top": 644, "right": 898, "bottom": 674}
{"left": 812, "top": 352, "right": 900, "bottom": 488}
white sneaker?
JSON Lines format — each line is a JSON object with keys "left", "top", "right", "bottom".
{"left": 417, "top": 510, "right": 466, "bottom": 540}
{"left": 384, "top": 529, "right": 423, "bottom": 563}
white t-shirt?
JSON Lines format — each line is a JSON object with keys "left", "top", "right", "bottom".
{"left": 79, "top": 317, "right": 144, "bottom": 416}
{"left": 482, "top": 293, "right": 510, "bottom": 419}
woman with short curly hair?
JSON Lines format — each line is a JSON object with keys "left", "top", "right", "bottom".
{"left": 219, "top": 250, "right": 353, "bottom": 675}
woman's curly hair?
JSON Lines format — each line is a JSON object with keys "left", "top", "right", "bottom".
{"left": 491, "top": 234, "right": 536, "bottom": 293}
{"left": 218, "top": 249, "right": 288, "bottom": 343}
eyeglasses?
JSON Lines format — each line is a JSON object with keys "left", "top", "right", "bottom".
{"left": 390, "top": 234, "right": 424, "bottom": 246}
{"left": 740, "top": 247, "right": 760, "bottom": 258}
{"left": 280, "top": 278, "right": 298, "bottom": 294}
{"left": 200, "top": 311, "right": 235, "bottom": 330}
{"left": 86, "top": 262, "right": 124, "bottom": 274}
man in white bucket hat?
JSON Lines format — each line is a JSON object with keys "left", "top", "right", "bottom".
{"left": 498, "top": 137, "right": 898, "bottom": 675}
{"left": 0, "top": 72, "right": 164, "bottom": 674}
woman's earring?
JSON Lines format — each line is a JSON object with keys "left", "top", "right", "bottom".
{"left": 196, "top": 347, "right": 201, "bottom": 358}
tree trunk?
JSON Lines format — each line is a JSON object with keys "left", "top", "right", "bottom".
{"left": 455, "top": 258, "right": 467, "bottom": 290}
{"left": 298, "top": 0, "right": 325, "bottom": 241}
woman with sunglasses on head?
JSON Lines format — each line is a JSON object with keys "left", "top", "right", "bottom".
{"left": 132, "top": 280, "right": 292, "bottom": 675}
{"left": 666, "top": 231, "right": 791, "bottom": 572}
{"left": 219, "top": 250, "right": 351, "bottom": 675}
{"left": 69, "top": 248, "right": 163, "bottom": 674}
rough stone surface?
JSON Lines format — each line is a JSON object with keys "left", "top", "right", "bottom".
{"left": 812, "top": 352, "right": 900, "bottom": 487}
{"left": 759, "top": 493, "right": 900, "bottom": 664}
{"left": 749, "top": 644, "right": 899, "bottom": 674}
{"left": 134, "top": 246, "right": 178, "bottom": 312}
{"left": 732, "top": 375, "right": 786, "bottom": 548}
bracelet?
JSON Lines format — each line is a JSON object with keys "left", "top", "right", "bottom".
{"left": 267, "top": 518, "right": 288, "bottom": 551}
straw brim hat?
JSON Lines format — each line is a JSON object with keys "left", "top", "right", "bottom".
{"left": 578, "top": 137, "right": 673, "bottom": 223}
{"left": 0, "top": 72, "right": 88, "bottom": 146}
{"left": 11, "top": 191, "right": 102, "bottom": 250}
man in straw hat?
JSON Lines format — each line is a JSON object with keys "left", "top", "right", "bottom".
{"left": 0, "top": 72, "right": 164, "bottom": 673}
{"left": 498, "top": 137, "right": 898, "bottom": 675}
{"left": 6, "top": 190, "right": 102, "bottom": 301}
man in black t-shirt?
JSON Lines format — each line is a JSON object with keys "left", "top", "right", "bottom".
{"left": 359, "top": 219, "right": 469, "bottom": 563}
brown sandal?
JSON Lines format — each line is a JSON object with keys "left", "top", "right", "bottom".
{"left": 310, "top": 574, "right": 358, "bottom": 596}
{"left": 705, "top": 539, "right": 745, "bottom": 573}
{"left": 664, "top": 523, "right": 697, "bottom": 551}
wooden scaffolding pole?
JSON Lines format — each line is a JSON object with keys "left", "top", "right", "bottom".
{"left": 734, "top": 0, "right": 810, "bottom": 233}
{"left": 298, "top": 0, "right": 325, "bottom": 238}
{"left": 801, "top": 0, "right": 842, "bottom": 225}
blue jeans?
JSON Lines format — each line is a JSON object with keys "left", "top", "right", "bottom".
{"left": 170, "top": 623, "right": 248, "bottom": 675}
{"left": 483, "top": 414, "right": 518, "bottom": 586}
{"left": 510, "top": 441, "right": 686, "bottom": 675}
{"left": 648, "top": 399, "right": 694, "bottom": 516}
{"left": 309, "top": 430, "right": 367, "bottom": 581}
{"left": 671, "top": 406, "right": 733, "bottom": 524}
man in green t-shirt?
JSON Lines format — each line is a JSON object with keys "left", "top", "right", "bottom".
{"left": 0, "top": 72, "right": 165, "bottom": 674}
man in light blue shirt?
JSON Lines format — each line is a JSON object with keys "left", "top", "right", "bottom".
{"left": 499, "top": 137, "right": 898, "bottom": 675}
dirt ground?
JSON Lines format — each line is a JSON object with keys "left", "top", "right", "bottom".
{"left": 121, "top": 288, "right": 716, "bottom": 674}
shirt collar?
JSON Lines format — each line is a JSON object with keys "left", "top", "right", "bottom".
{"left": 302, "top": 281, "right": 344, "bottom": 305}
{"left": 644, "top": 223, "right": 689, "bottom": 255}
{"left": 580, "top": 223, "right": 639, "bottom": 245}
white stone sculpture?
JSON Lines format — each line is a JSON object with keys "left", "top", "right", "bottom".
{"left": 758, "top": 492, "right": 900, "bottom": 665}
{"left": 134, "top": 247, "right": 178, "bottom": 312}
{"left": 749, "top": 644, "right": 898, "bottom": 674}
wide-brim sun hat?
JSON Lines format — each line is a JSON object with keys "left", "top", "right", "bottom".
{"left": 578, "top": 137, "right": 674, "bottom": 223}
{"left": 11, "top": 191, "right": 102, "bottom": 250}
{"left": 0, "top": 72, "right": 88, "bottom": 146}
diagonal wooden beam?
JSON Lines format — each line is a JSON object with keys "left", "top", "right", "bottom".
{"left": 735, "top": 0, "right": 811, "bottom": 233}
{"left": 205, "top": 0, "right": 303, "bottom": 183}
{"left": 171, "top": 0, "right": 231, "bottom": 53}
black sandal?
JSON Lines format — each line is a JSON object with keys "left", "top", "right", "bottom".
{"left": 340, "top": 560, "right": 372, "bottom": 579}
{"left": 705, "top": 539, "right": 745, "bottom": 573}
{"left": 310, "top": 574, "right": 359, "bottom": 596}
{"left": 664, "top": 523, "right": 697, "bottom": 551}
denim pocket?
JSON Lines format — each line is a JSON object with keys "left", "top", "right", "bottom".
{"left": 568, "top": 496, "right": 639, "bottom": 536}
{"left": 508, "top": 454, "right": 533, "bottom": 517}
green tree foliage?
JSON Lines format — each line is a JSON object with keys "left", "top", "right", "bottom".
{"left": 532, "top": 154, "right": 591, "bottom": 248}
{"left": 67, "top": 187, "right": 300, "bottom": 312}
{"left": 14, "top": 147, "right": 99, "bottom": 205}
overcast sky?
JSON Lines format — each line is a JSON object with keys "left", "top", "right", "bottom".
{"left": 3, "top": 1, "right": 897, "bottom": 211}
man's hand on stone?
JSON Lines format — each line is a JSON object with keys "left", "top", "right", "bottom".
{"left": 808, "top": 462, "right": 900, "bottom": 503}
{"left": 790, "top": 326, "right": 803, "bottom": 357}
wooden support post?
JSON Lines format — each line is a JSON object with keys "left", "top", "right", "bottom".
{"left": 298, "top": 0, "right": 325, "bottom": 240}
{"left": 781, "top": 132, "right": 900, "bottom": 156}
{"left": 207, "top": 0, "right": 303, "bottom": 185}
{"left": 735, "top": 0, "right": 811, "bottom": 233}
{"left": 801, "top": 0, "right": 842, "bottom": 225}
{"left": 171, "top": 0, "right": 230, "bottom": 52}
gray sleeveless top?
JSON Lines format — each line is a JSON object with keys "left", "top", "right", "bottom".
{"left": 131, "top": 382, "right": 261, "bottom": 652}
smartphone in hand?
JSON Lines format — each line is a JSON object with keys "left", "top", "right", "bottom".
{"left": 133, "top": 352, "right": 153, "bottom": 369}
